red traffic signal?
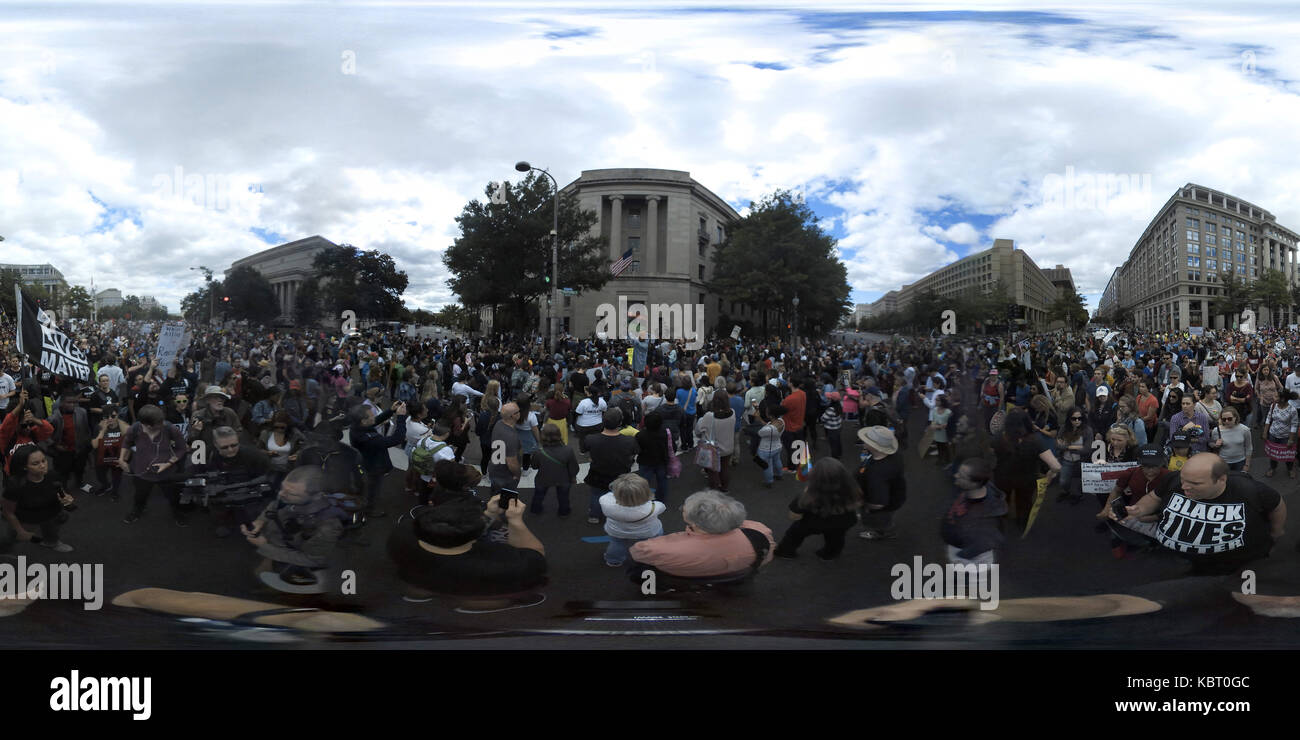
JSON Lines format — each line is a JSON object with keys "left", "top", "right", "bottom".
{"left": 223, "top": 296, "right": 230, "bottom": 302}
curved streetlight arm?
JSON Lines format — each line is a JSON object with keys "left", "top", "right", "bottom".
{"left": 515, "top": 162, "right": 560, "bottom": 352}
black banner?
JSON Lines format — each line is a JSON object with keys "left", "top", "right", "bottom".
{"left": 14, "top": 285, "right": 91, "bottom": 381}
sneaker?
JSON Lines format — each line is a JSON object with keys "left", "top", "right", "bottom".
{"left": 41, "top": 541, "right": 74, "bottom": 553}
{"left": 858, "top": 529, "right": 895, "bottom": 540}
{"left": 454, "top": 593, "right": 547, "bottom": 614}
{"left": 587, "top": 516, "right": 601, "bottom": 524}
{"left": 122, "top": 511, "right": 141, "bottom": 524}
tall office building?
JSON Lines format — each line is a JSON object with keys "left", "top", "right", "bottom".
{"left": 1102, "top": 183, "right": 1299, "bottom": 330}
{"left": 1, "top": 263, "right": 69, "bottom": 306}
{"left": 870, "top": 239, "right": 1062, "bottom": 330}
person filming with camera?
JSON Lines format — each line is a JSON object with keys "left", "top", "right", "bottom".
{"left": 0, "top": 389, "right": 54, "bottom": 476}
{"left": 189, "top": 426, "right": 274, "bottom": 538}
{"left": 2, "top": 446, "right": 78, "bottom": 552}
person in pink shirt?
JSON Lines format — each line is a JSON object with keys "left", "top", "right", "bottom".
{"left": 842, "top": 386, "right": 861, "bottom": 423}
{"left": 628, "top": 490, "right": 774, "bottom": 579}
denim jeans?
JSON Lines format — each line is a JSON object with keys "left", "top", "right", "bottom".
{"left": 605, "top": 522, "right": 664, "bottom": 566}
{"left": 531, "top": 485, "right": 570, "bottom": 514}
{"left": 637, "top": 464, "right": 670, "bottom": 503}
{"left": 758, "top": 448, "right": 784, "bottom": 483}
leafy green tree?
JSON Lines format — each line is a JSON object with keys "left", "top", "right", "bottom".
{"left": 1048, "top": 289, "right": 1089, "bottom": 330}
{"left": 709, "top": 190, "right": 851, "bottom": 339}
{"left": 294, "top": 278, "right": 323, "bottom": 327}
{"left": 62, "top": 285, "right": 95, "bottom": 319}
{"left": 444, "top": 175, "right": 610, "bottom": 330}
{"left": 221, "top": 267, "right": 278, "bottom": 324}
{"left": 313, "top": 245, "right": 409, "bottom": 322}
{"left": 1211, "top": 274, "right": 1254, "bottom": 328}
{"left": 1253, "top": 268, "right": 1290, "bottom": 327}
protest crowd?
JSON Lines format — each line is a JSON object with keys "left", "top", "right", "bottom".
{"left": 1, "top": 296, "right": 1293, "bottom": 613}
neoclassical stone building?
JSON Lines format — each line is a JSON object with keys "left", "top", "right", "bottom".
{"left": 545, "top": 168, "right": 770, "bottom": 339}
{"left": 225, "top": 236, "right": 334, "bottom": 323}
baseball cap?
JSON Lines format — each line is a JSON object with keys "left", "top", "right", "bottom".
{"left": 1096, "top": 385, "right": 1110, "bottom": 397}
{"left": 1137, "top": 444, "right": 1166, "bottom": 467}
{"left": 1170, "top": 432, "right": 1191, "bottom": 448}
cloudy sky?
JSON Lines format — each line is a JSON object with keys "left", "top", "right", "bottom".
{"left": 3, "top": 0, "right": 1300, "bottom": 316}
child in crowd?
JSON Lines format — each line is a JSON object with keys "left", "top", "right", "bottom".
{"left": 1167, "top": 433, "right": 1192, "bottom": 472}
{"left": 599, "top": 473, "right": 666, "bottom": 567}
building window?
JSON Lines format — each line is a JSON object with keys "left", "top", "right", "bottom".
{"left": 698, "top": 265, "right": 705, "bottom": 280}
{"left": 630, "top": 260, "right": 640, "bottom": 274}
{"left": 1207, "top": 223, "right": 1216, "bottom": 233}
{"left": 699, "top": 216, "right": 707, "bottom": 234}
{"left": 563, "top": 296, "right": 571, "bottom": 308}
{"left": 1187, "top": 218, "right": 1199, "bottom": 228}
{"left": 1206, "top": 235, "right": 1216, "bottom": 245}
{"left": 1187, "top": 230, "right": 1199, "bottom": 241}
{"left": 1188, "top": 244, "right": 1199, "bottom": 254}
{"left": 1238, "top": 253, "right": 1245, "bottom": 263}
{"left": 1207, "top": 259, "right": 1217, "bottom": 270}
{"left": 1252, "top": 268, "right": 1258, "bottom": 277}
{"left": 628, "top": 208, "right": 641, "bottom": 230}
{"left": 1207, "top": 247, "right": 1217, "bottom": 257}
{"left": 717, "top": 225, "right": 724, "bottom": 243}
{"left": 1188, "top": 256, "right": 1199, "bottom": 267}
{"left": 1237, "top": 265, "right": 1245, "bottom": 274}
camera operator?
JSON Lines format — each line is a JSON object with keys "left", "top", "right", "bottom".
{"left": 0, "top": 390, "right": 54, "bottom": 476}
{"left": 242, "top": 466, "right": 343, "bottom": 591}
{"left": 190, "top": 426, "right": 273, "bottom": 538}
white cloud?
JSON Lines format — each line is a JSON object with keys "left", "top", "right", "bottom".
{"left": 3, "top": 2, "right": 1300, "bottom": 318}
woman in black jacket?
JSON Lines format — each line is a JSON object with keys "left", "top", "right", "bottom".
{"left": 635, "top": 412, "right": 671, "bottom": 503}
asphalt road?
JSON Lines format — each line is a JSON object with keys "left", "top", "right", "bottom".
{"left": 6, "top": 397, "right": 1300, "bottom": 649}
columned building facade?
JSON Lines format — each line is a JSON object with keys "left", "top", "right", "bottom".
{"left": 1114, "top": 183, "right": 1299, "bottom": 331}
{"left": 545, "top": 168, "right": 771, "bottom": 339}
{"left": 226, "top": 236, "right": 336, "bottom": 324}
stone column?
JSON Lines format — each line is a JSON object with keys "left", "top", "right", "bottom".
{"left": 646, "top": 196, "right": 659, "bottom": 276}
{"left": 609, "top": 195, "right": 623, "bottom": 260}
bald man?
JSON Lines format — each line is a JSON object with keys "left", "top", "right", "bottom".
{"left": 1114, "top": 452, "right": 1286, "bottom": 575}
{"left": 487, "top": 402, "right": 522, "bottom": 496}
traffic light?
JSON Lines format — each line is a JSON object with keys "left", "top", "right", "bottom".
{"left": 223, "top": 296, "right": 230, "bottom": 303}
{"left": 543, "top": 258, "right": 552, "bottom": 283}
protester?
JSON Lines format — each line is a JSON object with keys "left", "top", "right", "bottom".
{"left": 774, "top": 458, "right": 862, "bottom": 560}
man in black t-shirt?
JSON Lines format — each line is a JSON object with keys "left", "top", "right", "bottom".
{"left": 387, "top": 495, "right": 547, "bottom": 610}
{"left": 1114, "top": 453, "right": 1285, "bottom": 575}
{"left": 583, "top": 408, "right": 639, "bottom": 524}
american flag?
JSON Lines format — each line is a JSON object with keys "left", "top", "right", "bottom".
{"left": 610, "top": 248, "right": 635, "bottom": 277}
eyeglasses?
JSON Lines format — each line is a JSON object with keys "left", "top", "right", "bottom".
{"left": 1070, "top": 416, "right": 1083, "bottom": 421}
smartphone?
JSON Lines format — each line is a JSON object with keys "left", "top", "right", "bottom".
{"left": 497, "top": 487, "right": 520, "bottom": 513}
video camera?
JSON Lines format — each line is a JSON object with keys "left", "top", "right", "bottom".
{"left": 179, "top": 470, "right": 274, "bottom": 508}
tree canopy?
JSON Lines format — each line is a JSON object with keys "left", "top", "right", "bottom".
{"left": 443, "top": 174, "right": 610, "bottom": 331}
{"left": 708, "top": 190, "right": 851, "bottom": 338}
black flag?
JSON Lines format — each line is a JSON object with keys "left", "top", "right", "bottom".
{"left": 14, "top": 285, "right": 91, "bottom": 381}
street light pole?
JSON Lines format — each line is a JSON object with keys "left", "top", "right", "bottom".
{"left": 516, "top": 161, "right": 559, "bottom": 355}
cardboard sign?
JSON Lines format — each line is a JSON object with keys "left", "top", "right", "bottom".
{"left": 1080, "top": 461, "right": 1139, "bottom": 494}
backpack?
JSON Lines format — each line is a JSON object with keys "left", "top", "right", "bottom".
{"left": 410, "top": 439, "right": 450, "bottom": 477}
{"left": 619, "top": 395, "right": 642, "bottom": 427}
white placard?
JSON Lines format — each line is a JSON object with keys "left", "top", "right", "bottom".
{"left": 1080, "top": 461, "right": 1139, "bottom": 494}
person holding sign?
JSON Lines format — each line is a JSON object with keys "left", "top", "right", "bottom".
{"left": 1097, "top": 444, "right": 1168, "bottom": 559}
